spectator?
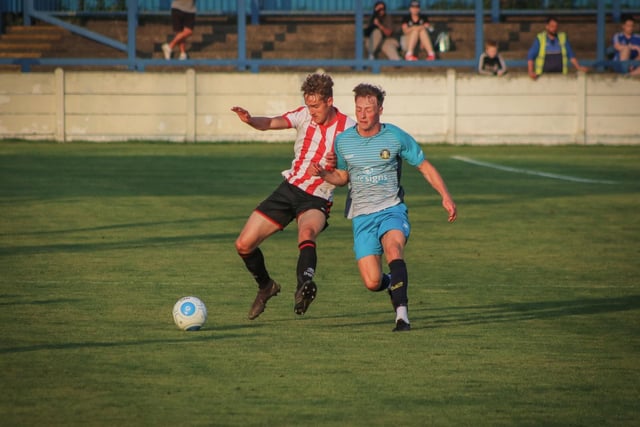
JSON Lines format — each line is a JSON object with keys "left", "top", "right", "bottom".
{"left": 527, "top": 16, "right": 588, "bottom": 80}
{"left": 364, "top": 1, "right": 401, "bottom": 60}
{"left": 162, "top": 0, "right": 196, "bottom": 60}
{"left": 401, "top": 0, "right": 436, "bottom": 61}
{"left": 478, "top": 40, "right": 507, "bottom": 76}
{"left": 611, "top": 15, "right": 640, "bottom": 76}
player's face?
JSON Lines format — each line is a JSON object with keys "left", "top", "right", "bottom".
{"left": 304, "top": 94, "right": 334, "bottom": 125}
{"left": 355, "top": 95, "right": 382, "bottom": 136}
{"left": 486, "top": 46, "right": 498, "bottom": 57}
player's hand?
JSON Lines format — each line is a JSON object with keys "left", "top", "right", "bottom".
{"left": 307, "top": 162, "right": 323, "bottom": 177}
{"left": 325, "top": 151, "right": 336, "bottom": 171}
{"left": 528, "top": 71, "right": 538, "bottom": 80}
{"left": 231, "top": 106, "right": 251, "bottom": 123}
{"left": 443, "top": 198, "right": 457, "bottom": 223}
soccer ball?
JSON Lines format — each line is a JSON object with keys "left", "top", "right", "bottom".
{"left": 172, "top": 296, "right": 207, "bottom": 331}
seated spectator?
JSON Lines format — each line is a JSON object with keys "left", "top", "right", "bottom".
{"left": 478, "top": 40, "right": 507, "bottom": 76}
{"left": 527, "top": 16, "right": 588, "bottom": 80}
{"left": 611, "top": 15, "right": 640, "bottom": 76}
{"left": 401, "top": 1, "right": 436, "bottom": 61}
{"left": 364, "top": 1, "right": 401, "bottom": 60}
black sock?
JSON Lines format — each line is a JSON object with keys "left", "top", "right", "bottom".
{"left": 388, "top": 259, "right": 408, "bottom": 308}
{"left": 239, "top": 248, "right": 271, "bottom": 289}
{"left": 297, "top": 240, "right": 317, "bottom": 287}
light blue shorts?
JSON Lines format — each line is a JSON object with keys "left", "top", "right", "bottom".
{"left": 352, "top": 203, "right": 410, "bottom": 260}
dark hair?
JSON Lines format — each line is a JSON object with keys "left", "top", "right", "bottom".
{"left": 301, "top": 73, "right": 334, "bottom": 101}
{"left": 353, "top": 83, "right": 386, "bottom": 107}
{"left": 485, "top": 40, "right": 498, "bottom": 48}
{"left": 621, "top": 14, "right": 635, "bottom": 24}
{"left": 546, "top": 16, "right": 558, "bottom": 24}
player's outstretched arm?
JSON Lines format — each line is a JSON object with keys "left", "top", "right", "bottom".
{"left": 231, "top": 106, "right": 289, "bottom": 131}
{"left": 417, "top": 160, "right": 457, "bottom": 222}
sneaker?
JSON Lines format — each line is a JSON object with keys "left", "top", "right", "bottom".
{"left": 179, "top": 51, "right": 188, "bottom": 60}
{"left": 162, "top": 43, "right": 172, "bottom": 60}
{"left": 426, "top": 53, "right": 436, "bottom": 61}
{"left": 404, "top": 53, "right": 418, "bottom": 61}
{"left": 368, "top": 54, "right": 375, "bottom": 60}
{"left": 294, "top": 280, "right": 317, "bottom": 315}
{"left": 392, "top": 319, "right": 411, "bottom": 332}
{"left": 248, "top": 280, "right": 281, "bottom": 320}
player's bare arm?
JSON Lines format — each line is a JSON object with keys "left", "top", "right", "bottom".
{"left": 417, "top": 160, "right": 457, "bottom": 223}
{"left": 231, "top": 106, "right": 289, "bottom": 130}
{"left": 307, "top": 162, "right": 349, "bottom": 187}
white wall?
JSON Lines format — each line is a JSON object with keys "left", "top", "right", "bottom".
{"left": 0, "top": 69, "right": 638, "bottom": 144}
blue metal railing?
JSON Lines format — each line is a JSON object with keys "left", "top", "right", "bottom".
{"left": 1, "top": 0, "right": 639, "bottom": 73}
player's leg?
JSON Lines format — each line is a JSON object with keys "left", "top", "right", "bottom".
{"left": 353, "top": 213, "right": 390, "bottom": 292}
{"left": 378, "top": 205, "right": 411, "bottom": 332}
{"left": 236, "top": 210, "right": 284, "bottom": 320}
{"left": 357, "top": 255, "right": 387, "bottom": 291}
{"left": 292, "top": 208, "right": 327, "bottom": 315}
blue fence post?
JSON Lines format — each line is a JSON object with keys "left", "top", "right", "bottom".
{"left": 127, "top": 0, "right": 138, "bottom": 71}
{"left": 475, "top": 0, "right": 483, "bottom": 65}
{"left": 251, "top": 0, "right": 260, "bottom": 25}
{"left": 491, "top": 0, "right": 500, "bottom": 23}
{"left": 238, "top": 0, "right": 248, "bottom": 71}
{"left": 24, "top": 0, "right": 32, "bottom": 26}
{"left": 355, "top": 0, "right": 364, "bottom": 71}
{"left": 596, "top": 0, "right": 605, "bottom": 70}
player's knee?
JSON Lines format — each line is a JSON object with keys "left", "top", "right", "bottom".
{"left": 235, "top": 237, "right": 251, "bottom": 254}
{"left": 363, "top": 276, "right": 383, "bottom": 291}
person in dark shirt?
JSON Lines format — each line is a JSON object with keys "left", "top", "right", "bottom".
{"left": 478, "top": 40, "right": 507, "bottom": 76}
{"left": 401, "top": 0, "right": 436, "bottom": 61}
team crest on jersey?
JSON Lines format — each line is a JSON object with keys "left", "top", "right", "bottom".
{"left": 380, "top": 149, "right": 391, "bottom": 160}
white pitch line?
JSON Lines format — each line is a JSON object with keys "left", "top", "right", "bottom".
{"left": 451, "top": 156, "right": 617, "bottom": 184}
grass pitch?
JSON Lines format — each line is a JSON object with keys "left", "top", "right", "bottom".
{"left": 1, "top": 142, "right": 639, "bottom": 426}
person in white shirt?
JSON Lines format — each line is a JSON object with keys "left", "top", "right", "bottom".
{"left": 231, "top": 73, "right": 356, "bottom": 321}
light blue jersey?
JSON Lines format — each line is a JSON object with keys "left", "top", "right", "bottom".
{"left": 335, "top": 123, "right": 425, "bottom": 219}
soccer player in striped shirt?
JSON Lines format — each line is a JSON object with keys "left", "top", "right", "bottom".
{"left": 231, "top": 73, "right": 356, "bottom": 320}
{"left": 310, "top": 83, "right": 456, "bottom": 331}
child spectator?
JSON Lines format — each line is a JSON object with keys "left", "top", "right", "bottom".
{"left": 478, "top": 40, "right": 507, "bottom": 76}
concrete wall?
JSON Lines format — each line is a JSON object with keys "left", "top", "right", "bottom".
{"left": 0, "top": 69, "right": 638, "bottom": 144}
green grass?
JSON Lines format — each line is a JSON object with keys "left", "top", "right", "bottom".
{"left": 1, "top": 141, "right": 639, "bottom": 426}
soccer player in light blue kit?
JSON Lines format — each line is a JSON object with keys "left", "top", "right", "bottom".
{"left": 310, "top": 83, "right": 457, "bottom": 331}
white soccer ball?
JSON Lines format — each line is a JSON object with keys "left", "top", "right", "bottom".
{"left": 172, "top": 296, "right": 207, "bottom": 331}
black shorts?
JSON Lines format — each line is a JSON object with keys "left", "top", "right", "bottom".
{"left": 171, "top": 8, "right": 195, "bottom": 32}
{"left": 255, "top": 181, "right": 332, "bottom": 230}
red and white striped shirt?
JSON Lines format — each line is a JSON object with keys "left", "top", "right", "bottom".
{"left": 281, "top": 106, "right": 355, "bottom": 201}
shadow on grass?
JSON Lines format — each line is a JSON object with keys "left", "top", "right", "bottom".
{"left": 0, "top": 325, "right": 264, "bottom": 355}
{"left": 0, "top": 232, "right": 237, "bottom": 256}
{"left": 0, "top": 217, "right": 227, "bottom": 237}
{"left": 324, "top": 295, "right": 640, "bottom": 330}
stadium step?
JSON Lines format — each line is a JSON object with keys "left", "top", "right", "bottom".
{"left": 0, "top": 15, "right": 620, "bottom": 67}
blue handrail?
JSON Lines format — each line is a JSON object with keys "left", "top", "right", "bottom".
{"left": 3, "top": 0, "right": 639, "bottom": 73}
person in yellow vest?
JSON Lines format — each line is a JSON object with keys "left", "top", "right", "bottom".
{"left": 527, "top": 16, "right": 588, "bottom": 80}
